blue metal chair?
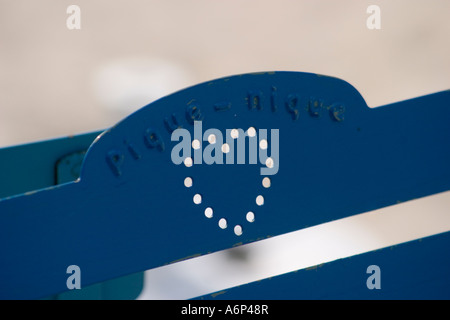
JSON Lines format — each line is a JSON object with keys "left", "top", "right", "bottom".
{"left": 0, "top": 71, "right": 449, "bottom": 299}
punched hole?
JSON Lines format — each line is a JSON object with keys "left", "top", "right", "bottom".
{"left": 193, "top": 194, "right": 202, "bottom": 205}
{"left": 247, "top": 127, "right": 256, "bottom": 137}
{"left": 192, "top": 139, "right": 201, "bottom": 150}
{"left": 259, "top": 139, "right": 268, "bottom": 150}
{"left": 256, "top": 195, "right": 264, "bottom": 206}
{"left": 230, "top": 129, "right": 239, "bottom": 139}
{"left": 265, "top": 157, "right": 274, "bottom": 168}
{"left": 262, "top": 177, "right": 271, "bottom": 188}
{"left": 184, "top": 157, "right": 193, "bottom": 167}
{"left": 204, "top": 207, "right": 213, "bottom": 218}
{"left": 221, "top": 143, "right": 230, "bottom": 153}
{"left": 246, "top": 211, "right": 255, "bottom": 223}
{"left": 218, "top": 218, "right": 227, "bottom": 229}
{"left": 234, "top": 225, "right": 243, "bottom": 236}
{"left": 208, "top": 134, "right": 216, "bottom": 144}
{"left": 184, "top": 177, "right": 193, "bottom": 188}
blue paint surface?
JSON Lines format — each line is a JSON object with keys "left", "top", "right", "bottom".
{"left": 196, "top": 231, "right": 450, "bottom": 300}
{"left": 0, "top": 72, "right": 448, "bottom": 299}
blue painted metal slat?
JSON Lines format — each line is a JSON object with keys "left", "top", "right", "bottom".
{"left": 195, "top": 231, "right": 450, "bottom": 300}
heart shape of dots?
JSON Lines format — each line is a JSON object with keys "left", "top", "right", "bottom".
{"left": 181, "top": 126, "right": 273, "bottom": 237}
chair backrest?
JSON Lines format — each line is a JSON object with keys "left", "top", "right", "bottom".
{"left": 0, "top": 71, "right": 449, "bottom": 299}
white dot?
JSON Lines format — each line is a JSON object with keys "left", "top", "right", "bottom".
{"left": 262, "top": 177, "right": 271, "bottom": 188}
{"left": 259, "top": 139, "right": 268, "bottom": 150}
{"left": 234, "top": 225, "right": 243, "bottom": 236}
{"left": 184, "top": 177, "right": 193, "bottom": 188}
{"left": 184, "top": 157, "right": 193, "bottom": 167}
{"left": 230, "top": 129, "right": 239, "bottom": 139}
{"left": 193, "top": 194, "right": 202, "bottom": 204}
{"left": 246, "top": 211, "right": 255, "bottom": 223}
{"left": 265, "top": 157, "right": 274, "bottom": 168}
{"left": 192, "top": 139, "right": 201, "bottom": 150}
{"left": 247, "top": 127, "right": 256, "bottom": 137}
{"left": 256, "top": 195, "right": 264, "bottom": 206}
{"left": 221, "top": 143, "right": 230, "bottom": 153}
{"left": 204, "top": 207, "right": 213, "bottom": 218}
{"left": 208, "top": 134, "right": 216, "bottom": 144}
{"left": 219, "top": 218, "right": 227, "bottom": 229}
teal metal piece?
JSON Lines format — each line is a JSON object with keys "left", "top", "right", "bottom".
{"left": 56, "top": 151, "right": 87, "bottom": 184}
{"left": 0, "top": 131, "right": 101, "bottom": 199}
{"left": 0, "top": 71, "right": 448, "bottom": 299}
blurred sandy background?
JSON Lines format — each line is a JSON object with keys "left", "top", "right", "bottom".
{"left": 0, "top": 0, "right": 449, "bottom": 299}
{"left": 0, "top": 0, "right": 449, "bottom": 147}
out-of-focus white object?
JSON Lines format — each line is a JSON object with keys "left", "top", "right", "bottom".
{"left": 91, "top": 57, "right": 195, "bottom": 114}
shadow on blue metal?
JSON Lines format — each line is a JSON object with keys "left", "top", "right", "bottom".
{"left": 0, "top": 71, "right": 449, "bottom": 299}
{"left": 195, "top": 231, "right": 450, "bottom": 300}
